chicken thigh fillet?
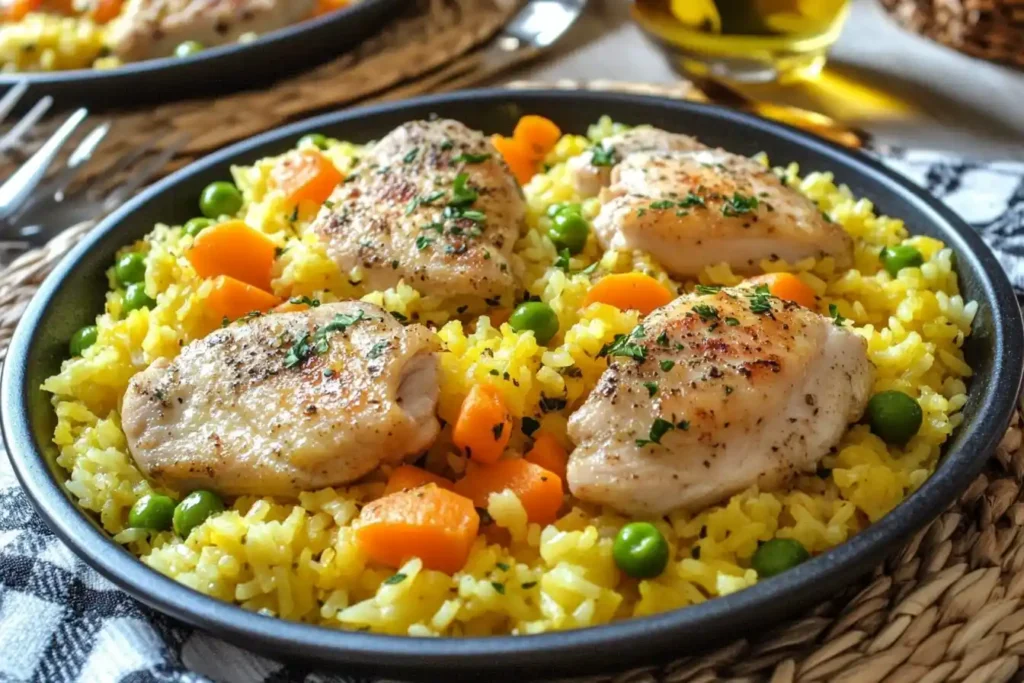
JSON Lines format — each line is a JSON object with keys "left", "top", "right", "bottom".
{"left": 122, "top": 301, "right": 440, "bottom": 498}
{"left": 567, "top": 288, "right": 872, "bottom": 516}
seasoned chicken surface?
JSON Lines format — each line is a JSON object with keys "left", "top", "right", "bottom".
{"left": 566, "top": 288, "right": 872, "bottom": 516}
{"left": 591, "top": 148, "right": 854, "bottom": 276}
{"left": 122, "top": 301, "right": 440, "bottom": 498}
{"left": 311, "top": 119, "right": 524, "bottom": 306}
{"left": 109, "top": 0, "right": 317, "bottom": 62}
{"left": 568, "top": 127, "right": 707, "bottom": 198}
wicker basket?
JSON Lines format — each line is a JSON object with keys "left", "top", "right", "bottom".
{"left": 879, "top": 0, "right": 1024, "bottom": 66}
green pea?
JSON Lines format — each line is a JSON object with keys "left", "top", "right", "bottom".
{"left": 123, "top": 283, "right": 156, "bottom": 314}
{"left": 509, "top": 301, "right": 559, "bottom": 345}
{"left": 173, "top": 490, "right": 224, "bottom": 538}
{"left": 548, "top": 211, "right": 590, "bottom": 255}
{"left": 546, "top": 201, "right": 582, "bottom": 218}
{"left": 184, "top": 217, "right": 213, "bottom": 237}
{"left": 114, "top": 252, "right": 147, "bottom": 286}
{"left": 299, "top": 133, "right": 329, "bottom": 150}
{"left": 880, "top": 245, "right": 924, "bottom": 277}
{"left": 128, "top": 493, "right": 176, "bottom": 531}
{"left": 174, "top": 40, "right": 204, "bottom": 58}
{"left": 867, "top": 390, "right": 923, "bottom": 446}
{"left": 613, "top": 522, "right": 670, "bottom": 579}
{"left": 752, "top": 538, "right": 810, "bottom": 578}
{"left": 69, "top": 325, "right": 98, "bottom": 356}
{"left": 199, "top": 181, "right": 243, "bottom": 219}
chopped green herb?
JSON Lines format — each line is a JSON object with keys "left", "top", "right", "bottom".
{"left": 643, "top": 381, "right": 659, "bottom": 397}
{"left": 722, "top": 192, "right": 759, "bottom": 217}
{"left": 521, "top": 581, "right": 537, "bottom": 589}
{"left": 440, "top": 139, "right": 454, "bottom": 151}
{"left": 590, "top": 145, "right": 616, "bottom": 166}
{"left": 695, "top": 284, "right": 722, "bottom": 295}
{"left": 725, "top": 317, "right": 740, "bottom": 326}
{"left": 491, "top": 582, "right": 505, "bottom": 594}
{"left": 403, "top": 147, "right": 419, "bottom": 163}
{"left": 660, "top": 359, "right": 675, "bottom": 371}
{"left": 829, "top": 303, "right": 847, "bottom": 327}
{"left": 450, "top": 173, "right": 478, "bottom": 207}
{"left": 656, "top": 331, "right": 670, "bottom": 346}
{"left": 289, "top": 296, "right": 320, "bottom": 307}
{"left": 677, "top": 420, "right": 690, "bottom": 431}
{"left": 599, "top": 325, "right": 647, "bottom": 361}
{"left": 284, "top": 333, "right": 313, "bottom": 369}
{"left": 496, "top": 562, "right": 510, "bottom": 571}
{"left": 390, "top": 311, "right": 407, "bottom": 322}
{"left": 678, "top": 192, "right": 705, "bottom": 208}
{"left": 649, "top": 200, "right": 675, "bottom": 210}
{"left": 289, "top": 206, "right": 299, "bottom": 222}
{"left": 636, "top": 418, "right": 675, "bottom": 447}
{"left": 636, "top": 208, "right": 647, "bottom": 218}
{"left": 453, "top": 152, "right": 492, "bottom": 164}
{"left": 539, "top": 395, "right": 567, "bottom": 413}
{"left": 415, "top": 235, "right": 434, "bottom": 250}
{"left": 749, "top": 285, "right": 773, "bottom": 315}
{"left": 368, "top": 341, "right": 387, "bottom": 359}
{"left": 692, "top": 303, "right": 719, "bottom": 321}
{"left": 460, "top": 209, "right": 486, "bottom": 223}
{"left": 323, "top": 368, "right": 335, "bottom": 378}
{"left": 383, "top": 573, "right": 407, "bottom": 585}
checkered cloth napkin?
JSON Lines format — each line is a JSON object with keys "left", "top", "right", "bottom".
{"left": 1, "top": 150, "right": 1022, "bottom": 683}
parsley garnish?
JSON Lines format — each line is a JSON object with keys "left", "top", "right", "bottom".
{"left": 677, "top": 420, "right": 690, "bottom": 431}
{"left": 749, "top": 285, "right": 773, "bottom": 314}
{"left": 660, "top": 359, "right": 675, "bottom": 371}
{"left": 656, "top": 331, "right": 670, "bottom": 346}
{"left": 692, "top": 303, "right": 719, "bottom": 321}
{"left": 383, "top": 573, "right": 407, "bottom": 585}
{"left": 636, "top": 418, "right": 675, "bottom": 447}
{"left": 284, "top": 309, "right": 368, "bottom": 367}
{"left": 678, "top": 192, "right": 705, "bottom": 208}
{"left": 491, "top": 582, "right": 506, "bottom": 595}
{"left": 390, "top": 311, "right": 407, "bottom": 322}
{"left": 368, "top": 341, "right": 387, "bottom": 359}
{"left": 695, "top": 284, "right": 722, "bottom": 295}
{"left": 288, "top": 296, "right": 320, "bottom": 307}
{"left": 643, "top": 381, "right": 658, "bottom": 397}
{"left": 521, "top": 581, "right": 537, "bottom": 589}
{"left": 284, "top": 333, "right": 313, "bottom": 369}
{"left": 450, "top": 173, "right": 478, "bottom": 207}
{"left": 439, "top": 139, "right": 454, "bottom": 151}
{"left": 403, "top": 147, "right": 419, "bottom": 163}
{"left": 829, "top": 303, "right": 846, "bottom": 327}
{"left": 453, "top": 152, "right": 492, "bottom": 164}
{"left": 289, "top": 206, "right": 299, "bottom": 222}
{"left": 649, "top": 200, "right": 675, "bottom": 210}
{"left": 590, "top": 145, "right": 616, "bottom": 166}
{"left": 725, "top": 317, "right": 740, "bottom": 326}
{"left": 722, "top": 192, "right": 759, "bottom": 217}
{"left": 496, "top": 562, "right": 510, "bottom": 571}
{"left": 599, "top": 325, "right": 647, "bottom": 361}
{"left": 415, "top": 235, "right": 434, "bottom": 250}
{"left": 521, "top": 417, "right": 540, "bottom": 437}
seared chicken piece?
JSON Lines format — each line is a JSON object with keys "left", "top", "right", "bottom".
{"left": 591, "top": 148, "right": 854, "bottom": 275}
{"left": 122, "top": 302, "right": 440, "bottom": 498}
{"left": 109, "top": 0, "right": 316, "bottom": 62}
{"left": 568, "top": 127, "right": 706, "bottom": 198}
{"left": 311, "top": 119, "right": 523, "bottom": 306}
{"left": 567, "top": 288, "right": 872, "bottom": 516}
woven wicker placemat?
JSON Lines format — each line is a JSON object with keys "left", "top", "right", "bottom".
{"left": 2, "top": 75, "right": 1024, "bottom": 681}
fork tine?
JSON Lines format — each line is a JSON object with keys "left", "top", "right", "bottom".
{"left": 0, "top": 95, "right": 52, "bottom": 154}
{"left": 0, "top": 107, "right": 87, "bottom": 221}
{"left": 102, "top": 131, "right": 190, "bottom": 210}
{"left": 0, "top": 81, "right": 28, "bottom": 127}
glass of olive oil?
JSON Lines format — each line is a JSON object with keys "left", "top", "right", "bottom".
{"left": 631, "top": 0, "right": 851, "bottom": 83}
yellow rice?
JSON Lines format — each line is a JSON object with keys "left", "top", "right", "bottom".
{"left": 41, "top": 117, "right": 976, "bottom": 636}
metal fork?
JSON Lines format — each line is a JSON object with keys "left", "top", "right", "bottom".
{"left": 0, "top": 84, "right": 189, "bottom": 263}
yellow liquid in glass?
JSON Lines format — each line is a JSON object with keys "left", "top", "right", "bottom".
{"left": 631, "top": 0, "right": 850, "bottom": 82}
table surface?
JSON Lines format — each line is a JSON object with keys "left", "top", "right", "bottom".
{"left": 513, "top": 0, "right": 1024, "bottom": 160}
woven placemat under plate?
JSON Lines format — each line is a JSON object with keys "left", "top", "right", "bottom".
{"left": 3, "top": 81, "right": 1024, "bottom": 683}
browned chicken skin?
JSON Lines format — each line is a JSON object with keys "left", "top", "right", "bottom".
{"left": 109, "top": 0, "right": 317, "bottom": 62}
{"left": 567, "top": 287, "right": 872, "bottom": 516}
{"left": 121, "top": 301, "right": 440, "bottom": 498}
{"left": 310, "top": 119, "right": 524, "bottom": 306}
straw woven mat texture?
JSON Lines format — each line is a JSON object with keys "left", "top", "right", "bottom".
{"left": 2, "top": 70, "right": 1024, "bottom": 682}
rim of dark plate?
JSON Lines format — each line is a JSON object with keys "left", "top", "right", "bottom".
{"left": 0, "top": 0, "right": 394, "bottom": 87}
{"left": 3, "top": 89, "right": 1022, "bottom": 675}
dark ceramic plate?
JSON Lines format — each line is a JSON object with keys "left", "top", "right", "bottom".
{"left": 0, "top": 0, "right": 402, "bottom": 112}
{"left": 3, "top": 90, "right": 1022, "bottom": 681}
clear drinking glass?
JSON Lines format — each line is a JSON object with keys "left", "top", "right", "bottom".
{"left": 631, "top": 0, "right": 851, "bottom": 83}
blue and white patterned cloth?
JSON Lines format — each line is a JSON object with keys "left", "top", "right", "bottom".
{"left": 1, "top": 149, "right": 1022, "bottom": 683}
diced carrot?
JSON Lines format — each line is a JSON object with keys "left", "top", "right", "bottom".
{"left": 187, "top": 220, "right": 277, "bottom": 292}
{"left": 491, "top": 134, "right": 537, "bottom": 186}
{"left": 206, "top": 276, "right": 281, "bottom": 321}
{"left": 6, "top": 0, "right": 42, "bottom": 20}
{"left": 487, "top": 308, "right": 512, "bottom": 327}
{"left": 452, "top": 384, "right": 513, "bottom": 464}
{"left": 584, "top": 273, "right": 675, "bottom": 315}
{"left": 453, "top": 459, "right": 563, "bottom": 526}
{"left": 524, "top": 432, "right": 568, "bottom": 484}
{"left": 354, "top": 485, "right": 480, "bottom": 574}
{"left": 313, "top": 0, "right": 350, "bottom": 16}
{"left": 89, "top": 0, "right": 123, "bottom": 23}
{"left": 271, "top": 150, "right": 343, "bottom": 206}
{"left": 272, "top": 302, "right": 309, "bottom": 314}
{"left": 384, "top": 465, "right": 453, "bottom": 496}
{"left": 513, "top": 115, "right": 562, "bottom": 160}
{"left": 751, "top": 272, "right": 817, "bottom": 309}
